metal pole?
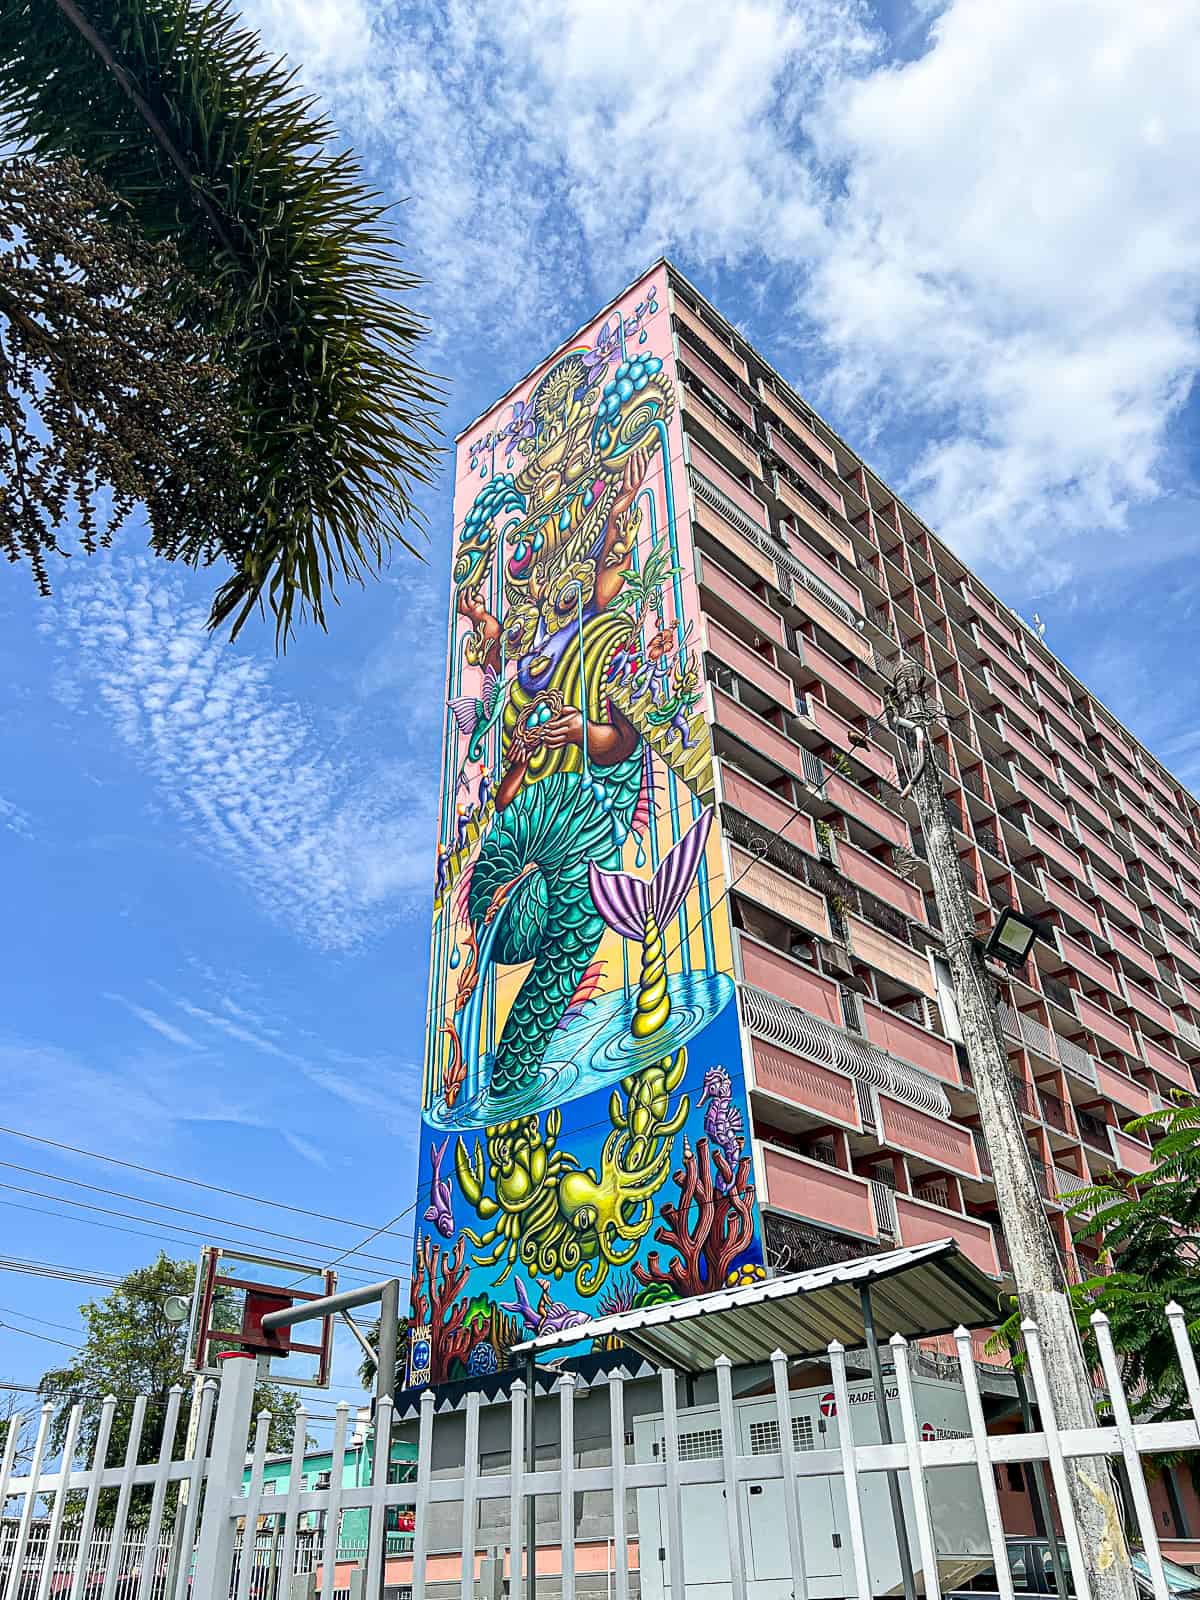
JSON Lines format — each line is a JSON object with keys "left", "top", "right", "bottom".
{"left": 525, "top": 1354, "right": 537, "bottom": 1600}
{"left": 376, "top": 1280, "right": 399, "bottom": 1406}
{"left": 861, "top": 1286, "right": 916, "bottom": 1600}
{"left": 261, "top": 1281, "right": 400, "bottom": 1332}
{"left": 1012, "top": 1346, "right": 1069, "bottom": 1600}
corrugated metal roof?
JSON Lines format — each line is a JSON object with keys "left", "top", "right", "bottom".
{"left": 512, "top": 1239, "right": 1000, "bottom": 1371}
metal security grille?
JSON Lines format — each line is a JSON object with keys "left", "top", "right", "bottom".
{"left": 748, "top": 1417, "right": 816, "bottom": 1455}
{"left": 676, "top": 1429, "right": 723, "bottom": 1460}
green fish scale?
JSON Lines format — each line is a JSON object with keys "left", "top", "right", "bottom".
{"left": 470, "top": 755, "right": 642, "bottom": 1099}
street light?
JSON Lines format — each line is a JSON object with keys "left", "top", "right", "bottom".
{"left": 981, "top": 906, "right": 1044, "bottom": 969}
{"left": 162, "top": 1294, "right": 192, "bottom": 1325}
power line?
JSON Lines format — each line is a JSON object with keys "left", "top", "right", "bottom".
{"left": 0, "top": 1165, "right": 408, "bottom": 1268}
{"left": 0, "top": 1305, "right": 84, "bottom": 1336}
{"left": 0, "top": 1256, "right": 120, "bottom": 1288}
{"left": 0, "top": 1321, "right": 80, "bottom": 1351}
{"left": 0, "top": 1198, "right": 383, "bottom": 1286}
{"left": 0, "top": 1125, "right": 410, "bottom": 1239}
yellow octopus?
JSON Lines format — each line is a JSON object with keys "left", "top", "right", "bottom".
{"left": 454, "top": 1051, "right": 689, "bottom": 1296}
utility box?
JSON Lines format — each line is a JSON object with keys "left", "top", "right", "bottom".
{"left": 634, "top": 1373, "right": 990, "bottom": 1600}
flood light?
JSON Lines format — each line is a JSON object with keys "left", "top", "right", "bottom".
{"left": 983, "top": 907, "right": 1043, "bottom": 969}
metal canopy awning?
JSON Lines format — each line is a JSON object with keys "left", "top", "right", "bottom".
{"left": 512, "top": 1238, "right": 1000, "bottom": 1372}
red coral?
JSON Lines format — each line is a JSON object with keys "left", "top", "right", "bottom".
{"left": 632, "top": 1137, "right": 756, "bottom": 1297}
{"left": 412, "top": 1233, "right": 472, "bottom": 1383}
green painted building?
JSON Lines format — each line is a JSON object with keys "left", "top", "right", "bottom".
{"left": 243, "top": 1433, "right": 417, "bottom": 1550}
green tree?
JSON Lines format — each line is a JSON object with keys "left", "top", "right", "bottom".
{"left": 0, "top": 0, "right": 441, "bottom": 642}
{"left": 38, "top": 1253, "right": 303, "bottom": 1516}
{"left": 1063, "top": 1099, "right": 1200, "bottom": 1425}
{"left": 355, "top": 1312, "right": 410, "bottom": 1393}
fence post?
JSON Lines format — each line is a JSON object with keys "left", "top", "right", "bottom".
{"left": 191, "top": 1355, "right": 258, "bottom": 1600}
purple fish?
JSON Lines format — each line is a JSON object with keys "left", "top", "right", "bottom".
{"left": 501, "top": 1276, "right": 590, "bottom": 1335}
{"left": 422, "top": 1138, "right": 454, "bottom": 1239}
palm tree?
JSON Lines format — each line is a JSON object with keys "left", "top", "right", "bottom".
{"left": 0, "top": 0, "right": 442, "bottom": 642}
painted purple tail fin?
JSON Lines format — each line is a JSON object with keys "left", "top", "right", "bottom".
{"left": 589, "top": 808, "right": 713, "bottom": 935}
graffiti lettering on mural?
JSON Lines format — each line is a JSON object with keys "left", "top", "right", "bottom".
{"left": 412, "top": 274, "right": 765, "bottom": 1381}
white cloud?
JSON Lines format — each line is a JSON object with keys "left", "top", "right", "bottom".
{"left": 51, "top": 557, "right": 437, "bottom": 950}
{"left": 0, "top": 793, "right": 32, "bottom": 839}
{"left": 234, "top": 0, "right": 1200, "bottom": 583}
{"left": 105, "top": 993, "right": 200, "bottom": 1050}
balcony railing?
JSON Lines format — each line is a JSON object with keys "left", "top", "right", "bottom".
{"left": 972, "top": 1128, "right": 993, "bottom": 1176}
{"left": 741, "top": 984, "right": 951, "bottom": 1116}
{"left": 870, "top": 1178, "right": 899, "bottom": 1237}
{"left": 1009, "top": 1073, "right": 1037, "bottom": 1118}
{"left": 1043, "top": 974, "right": 1076, "bottom": 1013}
{"left": 1077, "top": 1108, "right": 1111, "bottom": 1152}
{"left": 1040, "top": 1088, "right": 1070, "bottom": 1134}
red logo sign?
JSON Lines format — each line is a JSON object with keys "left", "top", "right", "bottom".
{"left": 820, "top": 1391, "right": 837, "bottom": 1418}
{"left": 921, "top": 1421, "right": 937, "bottom": 1442}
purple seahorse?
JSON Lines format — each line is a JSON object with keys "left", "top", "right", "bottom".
{"left": 698, "top": 1066, "right": 743, "bottom": 1191}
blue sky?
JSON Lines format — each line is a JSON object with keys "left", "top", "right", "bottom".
{"left": 2, "top": 0, "right": 1198, "bottom": 1420}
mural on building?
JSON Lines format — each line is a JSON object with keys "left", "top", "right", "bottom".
{"left": 411, "top": 272, "right": 765, "bottom": 1384}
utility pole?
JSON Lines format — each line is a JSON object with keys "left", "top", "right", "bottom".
{"left": 884, "top": 659, "right": 1135, "bottom": 1600}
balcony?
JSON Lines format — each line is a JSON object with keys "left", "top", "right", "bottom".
{"left": 1110, "top": 1129, "right": 1155, "bottom": 1177}
{"left": 1094, "top": 1058, "right": 1155, "bottom": 1116}
{"left": 1039, "top": 1087, "right": 1072, "bottom": 1135}
{"left": 862, "top": 1000, "right": 960, "bottom": 1084}
{"left": 1089, "top": 871, "right": 1142, "bottom": 929}
{"left": 757, "top": 379, "right": 837, "bottom": 469}
{"left": 772, "top": 471, "right": 849, "bottom": 560}
{"left": 681, "top": 387, "right": 762, "bottom": 477}
{"left": 848, "top": 913, "right": 936, "bottom": 997}
{"left": 1001, "top": 718, "right": 1059, "bottom": 784}
{"left": 688, "top": 443, "right": 770, "bottom": 531}
{"left": 1104, "top": 917, "right": 1156, "bottom": 979}
{"left": 808, "top": 698, "right": 896, "bottom": 784}
{"left": 962, "top": 587, "right": 1019, "bottom": 648}
{"left": 706, "top": 619, "right": 793, "bottom": 707}
{"left": 1026, "top": 818, "right": 1085, "bottom": 881}
{"left": 1050, "top": 929, "right": 1119, "bottom": 997}
{"left": 1138, "top": 1033, "right": 1194, "bottom": 1094}
{"left": 894, "top": 1193, "right": 1001, "bottom": 1276}
{"left": 672, "top": 297, "right": 748, "bottom": 381}
{"left": 678, "top": 342, "right": 754, "bottom": 426}
{"left": 823, "top": 771, "right": 910, "bottom": 848}
{"left": 782, "top": 539, "right": 864, "bottom": 623}
{"left": 1040, "top": 875, "right": 1102, "bottom": 937}
{"left": 1121, "top": 975, "right": 1176, "bottom": 1035}
{"left": 798, "top": 638, "right": 884, "bottom": 722}
{"left": 1075, "top": 993, "right": 1137, "bottom": 1057}
{"left": 1161, "top": 924, "right": 1200, "bottom": 983}
{"left": 760, "top": 1144, "right": 879, "bottom": 1238}
{"left": 1075, "top": 818, "right": 1123, "bottom": 877}
{"left": 698, "top": 555, "right": 784, "bottom": 643}
{"left": 1062, "top": 773, "right": 1112, "bottom": 838}
{"left": 836, "top": 838, "right": 924, "bottom": 922}
{"left": 977, "top": 630, "right": 1032, "bottom": 691}
{"left": 877, "top": 1093, "right": 981, "bottom": 1178}
{"left": 737, "top": 933, "right": 843, "bottom": 1024}
{"left": 719, "top": 764, "right": 811, "bottom": 843}
{"left": 1077, "top": 1108, "right": 1112, "bottom": 1155}
{"left": 770, "top": 429, "right": 846, "bottom": 519}
{"left": 712, "top": 689, "right": 800, "bottom": 778}
{"left": 695, "top": 500, "right": 780, "bottom": 590}
{"left": 749, "top": 1035, "right": 861, "bottom": 1129}
{"left": 730, "top": 845, "right": 832, "bottom": 940}
{"left": 1011, "top": 767, "right": 1071, "bottom": 830}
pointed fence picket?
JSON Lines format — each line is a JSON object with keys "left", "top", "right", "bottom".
{"left": 0, "top": 1303, "right": 1198, "bottom": 1600}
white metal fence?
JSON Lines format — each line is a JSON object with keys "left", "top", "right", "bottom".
{"left": 3, "top": 1308, "right": 1200, "bottom": 1600}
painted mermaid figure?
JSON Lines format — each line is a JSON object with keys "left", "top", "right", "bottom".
{"left": 446, "top": 348, "right": 677, "bottom": 1107}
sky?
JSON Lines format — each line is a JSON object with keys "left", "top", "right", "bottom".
{"left": 1, "top": 0, "right": 1199, "bottom": 1426}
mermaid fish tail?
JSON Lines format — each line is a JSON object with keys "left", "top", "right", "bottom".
{"left": 589, "top": 808, "right": 713, "bottom": 1039}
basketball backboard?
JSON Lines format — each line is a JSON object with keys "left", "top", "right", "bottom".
{"left": 184, "top": 1245, "right": 337, "bottom": 1389}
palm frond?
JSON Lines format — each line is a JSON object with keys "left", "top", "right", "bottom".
{"left": 0, "top": 0, "right": 443, "bottom": 642}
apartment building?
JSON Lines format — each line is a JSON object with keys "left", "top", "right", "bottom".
{"left": 658, "top": 262, "right": 1200, "bottom": 1290}
{"left": 412, "top": 258, "right": 1200, "bottom": 1389}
